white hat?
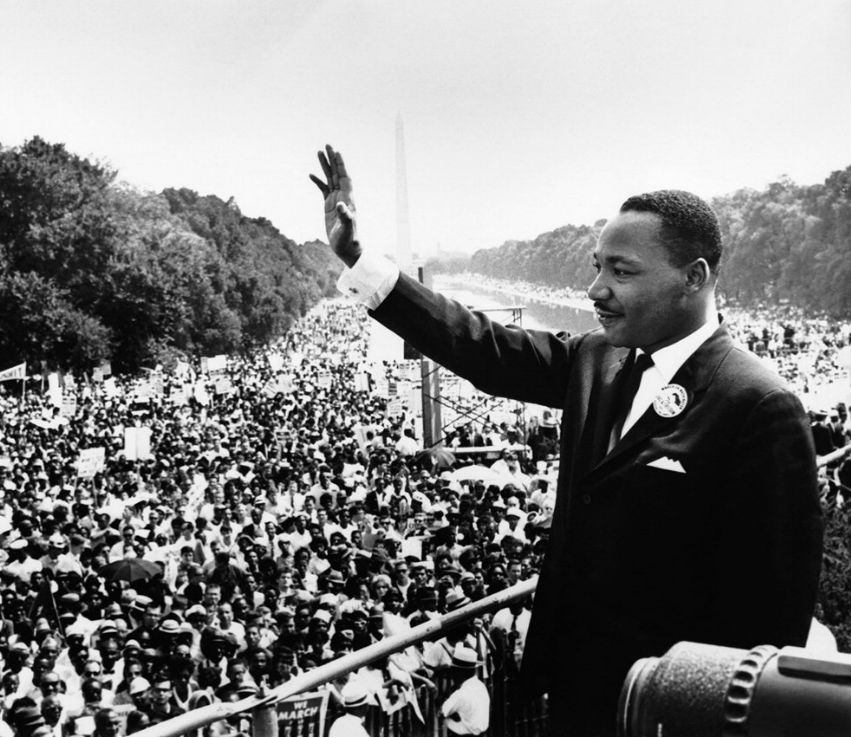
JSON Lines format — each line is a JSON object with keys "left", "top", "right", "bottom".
{"left": 129, "top": 676, "right": 151, "bottom": 695}
{"left": 450, "top": 644, "right": 480, "bottom": 669}
{"left": 341, "top": 680, "right": 370, "bottom": 708}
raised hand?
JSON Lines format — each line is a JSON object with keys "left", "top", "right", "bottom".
{"left": 309, "top": 144, "right": 362, "bottom": 268}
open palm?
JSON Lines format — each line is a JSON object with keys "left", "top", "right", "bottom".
{"left": 309, "top": 145, "right": 361, "bottom": 267}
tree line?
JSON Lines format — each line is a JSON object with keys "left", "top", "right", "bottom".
{"left": 429, "top": 167, "right": 851, "bottom": 318}
{"left": 0, "top": 137, "right": 340, "bottom": 374}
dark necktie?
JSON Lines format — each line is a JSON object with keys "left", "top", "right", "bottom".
{"left": 608, "top": 351, "right": 655, "bottom": 451}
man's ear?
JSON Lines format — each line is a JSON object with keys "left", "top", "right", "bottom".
{"left": 684, "top": 258, "right": 711, "bottom": 293}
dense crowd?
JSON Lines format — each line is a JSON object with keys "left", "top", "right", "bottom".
{"left": 0, "top": 290, "right": 848, "bottom": 737}
{"left": 0, "top": 300, "right": 546, "bottom": 737}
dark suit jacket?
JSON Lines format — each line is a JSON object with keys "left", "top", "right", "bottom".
{"left": 371, "top": 273, "right": 823, "bottom": 731}
{"left": 812, "top": 422, "right": 836, "bottom": 456}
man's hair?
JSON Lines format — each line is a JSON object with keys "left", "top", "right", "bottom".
{"left": 620, "top": 190, "right": 722, "bottom": 274}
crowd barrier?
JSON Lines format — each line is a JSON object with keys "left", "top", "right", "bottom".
{"left": 129, "top": 579, "right": 539, "bottom": 737}
{"left": 264, "top": 637, "right": 547, "bottom": 737}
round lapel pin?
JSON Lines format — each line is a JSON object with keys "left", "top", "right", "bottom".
{"left": 653, "top": 384, "right": 688, "bottom": 418}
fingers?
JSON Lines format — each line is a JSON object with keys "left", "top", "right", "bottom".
{"left": 311, "top": 144, "right": 352, "bottom": 199}
{"left": 335, "top": 150, "right": 353, "bottom": 197}
{"left": 334, "top": 150, "right": 348, "bottom": 180}
{"left": 325, "top": 144, "right": 339, "bottom": 190}
{"left": 318, "top": 149, "right": 333, "bottom": 183}
{"left": 309, "top": 174, "right": 329, "bottom": 198}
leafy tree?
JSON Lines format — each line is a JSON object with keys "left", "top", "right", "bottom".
{"left": 0, "top": 137, "right": 341, "bottom": 373}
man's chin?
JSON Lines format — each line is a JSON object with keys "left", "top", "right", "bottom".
{"left": 597, "top": 318, "right": 628, "bottom": 346}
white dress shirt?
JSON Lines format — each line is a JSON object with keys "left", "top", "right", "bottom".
{"left": 621, "top": 315, "right": 720, "bottom": 437}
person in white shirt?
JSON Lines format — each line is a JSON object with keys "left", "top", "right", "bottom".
{"left": 489, "top": 450, "right": 532, "bottom": 491}
{"left": 394, "top": 428, "right": 420, "bottom": 457}
{"left": 440, "top": 645, "right": 489, "bottom": 736}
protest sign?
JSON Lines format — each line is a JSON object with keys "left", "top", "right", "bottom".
{"left": 76, "top": 448, "right": 105, "bottom": 479}
{"left": 131, "top": 381, "right": 154, "bottom": 404}
{"left": 373, "top": 378, "right": 389, "bottom": 399}
{"left": 60, "top": 391, "right": 77, "bottom": 418}
{"left": 124, "top": 427, "right": 152, "bottom": 461}
{"left": 355, "top": 372, "right": 370, "bottom": 392}
{"left": 401, "top": 537, "right": 423, "bottom": 560}
{"left": 202, "top": 354, "right": 227, "bottom": 374}
{"left": 169, "top": 385, "right": 189, "bottom": 405}
{"left": 214, "top": 377, "right": 233, "bottom": 395}
{"left": 48, "top": 373, "right": 62, "bottom": 406}
{"left": 276, "top": 691, "right": 328, "bottom": 736}
{"left": 103, "top": 377, "right": 119, "bottom": 399}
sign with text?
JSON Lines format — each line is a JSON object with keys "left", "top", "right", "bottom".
{"left": 60, "top": 391, "right": 77, "bottom": 418}
{"left": 276, "top": 690, "right": 328, "bottom": 737}
{"left": 76, "top": 447, "right": 105, "bottom": 479}
{"left": 0, "top": 362, "right": 26, "bottom": 382}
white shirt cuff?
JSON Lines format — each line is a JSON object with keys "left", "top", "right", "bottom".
{"left": 336, "top": 251, "right": 400, "bottom": 310}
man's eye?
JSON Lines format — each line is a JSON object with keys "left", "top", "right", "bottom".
{"left": 613, "top": 268, "right": 630, "bottom": 277}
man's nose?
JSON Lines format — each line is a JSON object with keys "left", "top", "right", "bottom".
{"left": 587, "top": 271, "right": 611, "bottom": 302}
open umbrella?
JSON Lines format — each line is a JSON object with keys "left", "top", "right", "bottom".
{"left": 414, "top": 447, "right": 456, "bottom": 472}
{"left": 99, "top": 557, "right": 161, "bottom": 583}
{"left": 446, "top": 464, "right": 509, "bottom": 486}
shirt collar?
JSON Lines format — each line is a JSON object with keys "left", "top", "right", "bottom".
{"left": 638, "top": 314, "right": 720, "bottom": 384}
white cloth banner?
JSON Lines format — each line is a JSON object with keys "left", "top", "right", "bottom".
{"left": 0, "top": 362, "right": 26, "bottom": 382}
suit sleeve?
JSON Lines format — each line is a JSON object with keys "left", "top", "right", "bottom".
{"left": 710, "top": 388, "right": 823, "bottom": 648}
{"left": 370, "top": 273, "right": 576, "bottom": 408}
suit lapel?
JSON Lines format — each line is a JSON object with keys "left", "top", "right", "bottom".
{"left": 587, "top": 322, "right": 734, "bottom": 477}
{"left": 577, "top": 347, "right": 630, "bottom": 472}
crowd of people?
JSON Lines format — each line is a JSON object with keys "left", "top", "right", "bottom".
{"left": 0, "top": 289, "right": 848, "bottom": 737}
{"left": 0, "top": 299, "right": 546, "bottom": 737}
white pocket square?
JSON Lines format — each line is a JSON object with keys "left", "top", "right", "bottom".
{"left": 646, "top": 456, "right": 686, "bottom": 473}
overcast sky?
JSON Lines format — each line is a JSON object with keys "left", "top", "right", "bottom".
{"left": 1, "top": 0, "right": 848, "bottom": 258}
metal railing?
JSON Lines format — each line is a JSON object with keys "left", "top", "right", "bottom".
{"left": 129, "top": 448, "right": 844, "bottom": 737}
{"left": 129, "top": 578, "right": 538, "bottom": 737}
